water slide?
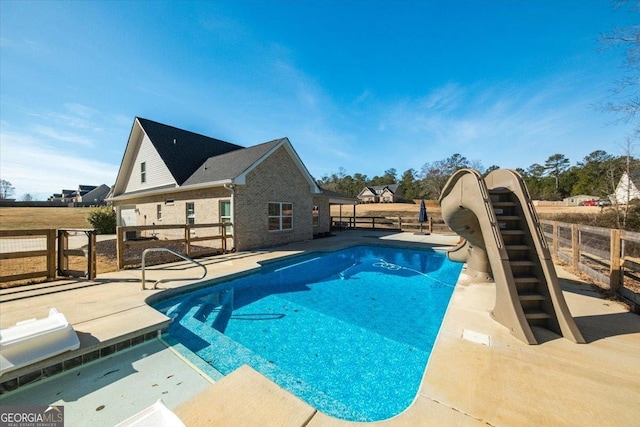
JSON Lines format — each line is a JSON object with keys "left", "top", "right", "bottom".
{"left": 439, "top": 169, "right": 585, "bottom": 345}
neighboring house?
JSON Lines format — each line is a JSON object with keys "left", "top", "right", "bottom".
{"left": 107, "top": 117, "right": 354, "bottom": 251}
{"left": 614, "top": 172, "right": 640, "bottom": 204}
{"left": 563, "top": 195, "right": 597, "bottom": 207}
{"left": 77, "top": 184, "right": 111, "bottom": 204}
{"left": 357, "top": 184, "right": 403, "bottom": 203}
{"left": 48, "top": 185, "right": 110, "bottom": 204}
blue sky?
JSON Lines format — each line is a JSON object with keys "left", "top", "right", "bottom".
{"left": 0, "top": 1, "right": 636, "bottom": 199}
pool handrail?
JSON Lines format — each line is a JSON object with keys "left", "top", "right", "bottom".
{"left": 141, "top": 248, "right": 207, "bottom": 290}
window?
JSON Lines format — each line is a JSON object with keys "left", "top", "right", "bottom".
{"left": 268, "top": 202, "right": 293, "bottom": 231}
{"left": 156, "top": 204, "right": 162, "bottom": 220}
{"left": 140, "top": 162, "right": 146, "bottom": 183}
{"left": 186, "top": 202, "right": 195, "bottom": 225}
{"left": 312, "top": 205, "right": 319, "bottom": 226}
{"left": 220, "top": 200, "right": 232, "bottom": 234}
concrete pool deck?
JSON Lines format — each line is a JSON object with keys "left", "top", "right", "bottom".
{"left": 1, "top": 230, "right": 639, "bottom": 426}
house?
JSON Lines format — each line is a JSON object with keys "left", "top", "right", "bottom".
{"left": 614, "top": 172, "right": 640, "bottom": 204}
{"left": 77, "top": 184, "right": 111, "bottom": 204}
{"left": 357, "top": 184, "right": 403, "bottom": 203}
{"left": 562, "top": 195, "right": 597, "bottom": 207}
{"left": 107, "top": 117, "right": 354, "bottom": 251}
{"left": 47, "top": 184, "right": 110, "bottom": 205}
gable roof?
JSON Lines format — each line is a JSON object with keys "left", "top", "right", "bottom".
{"left": 110, "top": 118, "right": 321, "bottom": 201}
{"left": 183, "top": 139, "right": 284, "bottom": 186}
{"left": 137, "top": 117, "right": 244, "bottom": 185}
{"left": 357, "top": 184, "right": 400, "bottom": 198}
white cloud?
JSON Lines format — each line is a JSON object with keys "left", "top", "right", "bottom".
{"left": 0, "top": 130, "right": 119, "bottom": 199}
{"left": 32, "top": 125, "right": 94, "bottom": 146}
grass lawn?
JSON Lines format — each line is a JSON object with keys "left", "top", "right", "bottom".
{"left": 0, "top": 207, "right": 94, "bottom": 230}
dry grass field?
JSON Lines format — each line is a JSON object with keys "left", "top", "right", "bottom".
{"left": 0, "top": 207, "right": 94, "bottom": 230}
{"left": 329, "top": 200, "right": 604, "bottom": 219}
{"left": 0, "top": 207, "right": 115, "bottom": 288}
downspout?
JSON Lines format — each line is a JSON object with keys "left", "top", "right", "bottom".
{"left": 223, "top": 183, "right": 236, "bottom": 251}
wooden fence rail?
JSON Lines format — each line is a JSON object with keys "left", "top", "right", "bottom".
{"left": 0, "top": 229, "right": 56, "bottom": 283}
{"left": 330, "top": 216, "right": 434, "bottom": 233}
{"left": 540, "top": 220, "right": 639, "bottom": 308}
{"left": 116, "top": 222, "right": 232, "bottom": 270}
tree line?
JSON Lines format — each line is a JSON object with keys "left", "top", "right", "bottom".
{"left": 317, "top": 150, "right": 638, "bottom": 202}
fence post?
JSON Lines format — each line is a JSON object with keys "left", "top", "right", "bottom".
{"left": 88, "top": 231, "right": 97, "bottom": 280}
{"left": 398, "top": 216, "right": 402, "bottom": 231}
{"left": 571, "top": 224, "right": 580, "bottom": 270}
{"left": 116, "top": 227, "right": 125, "bottom": 270}
{"left": 428, "top": 216, "right": 433, "bottom": 234}
{"left": 551, "top": 221, "right": 559, "bottom": 261}
{"left": 57, "top": 230, "right": 68, "bottom": 276}
{"left": 47, "top": 229, "right": 56, "bottom": 280}
{"left": 185, "top": 225, "right": 191, "bottom": 257}
{"left": 610, "top": 229, "right": 622, "bottom": 292}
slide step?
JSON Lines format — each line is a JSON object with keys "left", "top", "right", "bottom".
{"left": 525, "top": 310, "right": 550, "bottom": 320}
{"left": 519, "top": 293, "right": 545, "bottom": 301}
{"left": 501, "top": 229, "right": 525, "bottom": 235}
{"left": 510, "top": 260, "right": 536, "bottom": 267}
{"left": 496, "top": 215, "right": 520, "bottom": 221}
{"left": 492, "top": 201, "right": 516, "bottom": 207}
{"left": 506, "top": 245, "right": 529, "bottom": 251}
{"left": 514, "top": 276, "right": 539, "bottom": 284}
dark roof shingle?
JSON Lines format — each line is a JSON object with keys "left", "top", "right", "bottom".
{"left": 137, "top": 117, "right": 243, "bottom": 185}
{"left": 183, "top": 139, "right": 285, "bottom": 185}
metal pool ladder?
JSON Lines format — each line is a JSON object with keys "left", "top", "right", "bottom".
{"left": 141, "top": 248, "right": 207, "bottom": 290}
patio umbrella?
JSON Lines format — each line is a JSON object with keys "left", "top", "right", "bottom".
{"left": 418, "top": 199, "right": 427, "bottom": 234}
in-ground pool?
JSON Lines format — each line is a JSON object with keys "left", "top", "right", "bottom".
{"left": 153, "top": 245, "right": 463, "bottom": 421}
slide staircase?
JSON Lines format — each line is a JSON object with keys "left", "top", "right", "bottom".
{"left": 439, "top": 168, "right": 584, "bottom": 344}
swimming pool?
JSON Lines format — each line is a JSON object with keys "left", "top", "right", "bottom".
{"left": 153, "top": 245, "right": 462, "bottom": 421}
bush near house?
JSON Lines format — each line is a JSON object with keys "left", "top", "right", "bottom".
{"left": 87, "top": 207, "right": 116, "bottom": 234}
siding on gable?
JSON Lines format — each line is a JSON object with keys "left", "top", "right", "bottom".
{"left": 124, "top": 134, "right": 176, "bottom": 193}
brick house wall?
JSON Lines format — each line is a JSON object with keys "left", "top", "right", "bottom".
{"left": 114, "top": 187, "right": 231, "bottom": 241}
{"left": 312, "top": 195, "right": 330, "bottom": 235}
{"left": 234, "top": 146, "right": 315, "bottom": 250}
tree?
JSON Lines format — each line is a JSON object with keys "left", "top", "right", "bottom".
{"left": 601, "top": 1, "right": 640, "bottom": 135}
{"left": 544, "top": 154, "right": 570, "bottom": 189}
{"left": 483, "top": 164, "right": 500, "bottom": 177}
{"left": 419, "top": 153, "right": 470, "bottom": 199}
{"left": 572, "top": 150, "right": 615, "bottom": 196}
{"left": 21, "top": 193, "right": 34, "bottom": 202}
{"left": 399, "top": 168, "right": 421, "bottom": 200}
{"left": 0, "top": 180, "right": 15, "bottom": 199}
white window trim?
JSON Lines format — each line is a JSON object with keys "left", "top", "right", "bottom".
{"left": 220, "top": 199, "right": 232, "bottom": 234}
{"left": 268, "top": 202, "right": 293, "bottom": 232}
{"left": 141, "top": 162, "right": 146, "bottom": 183}
{"left": 186, "top": 202, "right": 195, "bottom": 225}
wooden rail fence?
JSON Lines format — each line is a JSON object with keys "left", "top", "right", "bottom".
{"left": 540, "top": 220, "right": 640, "bottom": 307}
{"left": 330, "top": 216, "right": 434, "bottom": 233}
{"left": 0, "top": 229, "right": 56, "bottom": 283}
{"left": 116, "top": 222, "right": 232, "bottom": 269}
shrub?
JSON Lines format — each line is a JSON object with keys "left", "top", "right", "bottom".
{"left": 87, "top": 207, "right": 116, "bottom": 234}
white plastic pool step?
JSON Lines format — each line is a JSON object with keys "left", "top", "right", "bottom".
{"left": 0, "top": 308, "right": 80, "bottom": 377}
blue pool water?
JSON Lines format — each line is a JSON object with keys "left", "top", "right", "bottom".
{"left": 153, "top": 245, "right": 462, "bottom": 421}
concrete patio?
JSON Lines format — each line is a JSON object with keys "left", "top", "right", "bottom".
{"left": 1, "top": 230, "right": 639, "bottom": 426}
